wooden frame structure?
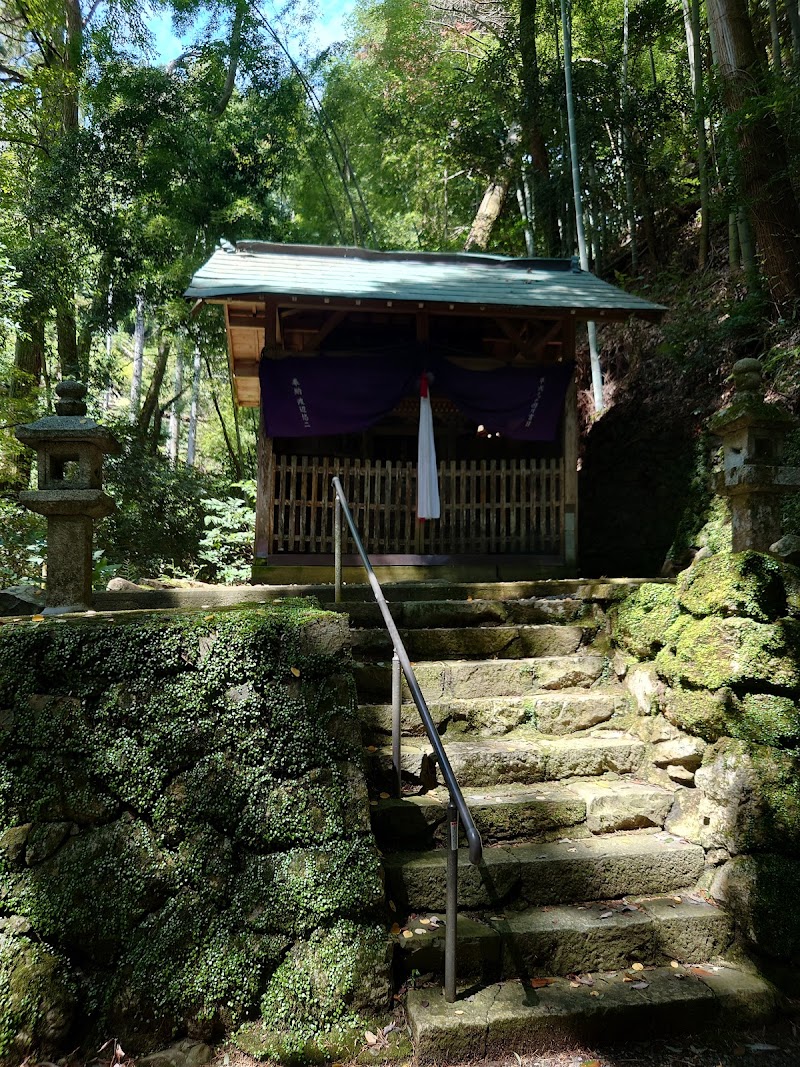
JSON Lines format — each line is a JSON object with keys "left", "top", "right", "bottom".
{"left": 186, "top": 243, "right": 663, "bottom": 582}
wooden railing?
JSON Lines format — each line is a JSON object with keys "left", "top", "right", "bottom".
{"left": 266, "top": 455, "right": 563, "bottom": 555}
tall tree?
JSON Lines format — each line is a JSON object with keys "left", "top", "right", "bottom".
{"left": 707, "top": 0, "right": 800, "bottom": 304}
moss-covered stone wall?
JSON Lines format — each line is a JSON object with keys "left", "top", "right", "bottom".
{"left": 612, "top": 552, "right": 800, "bottom": 968}
{"left": 0, "top": 603, "right": 388, "bottom": 1063}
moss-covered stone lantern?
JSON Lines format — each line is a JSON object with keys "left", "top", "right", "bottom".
{"left": 710, "top": 358, "right": 800, "bottom": 553}
{"left": 15, "top": 380, "right": 120, "bottom": 613}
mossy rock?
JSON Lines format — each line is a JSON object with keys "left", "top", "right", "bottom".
{"left": 696, "top": 738, "right": 800, "bottom": 855}
{"left": 676, "top": 551, "right": 787, "bottom": 622}
{"left": 730, "top": 693, "right": 800, "bottom": 748}
{"left": 662, "top": 687, "right": 732, "bottom": 743}
{"left": 613, "top": 583, "right": 680, "bottom": 659}
{"left": 256, "top": 921, "right": 391, "bottom": 1058}
{"left": 655, "top": 616, "right": 800, "bottom": 691}
{"left": 713, "top": 854, "right": 800, "bottom": 960}
{"left": 0, "top": 932, "right": 76, "bottom": 1064}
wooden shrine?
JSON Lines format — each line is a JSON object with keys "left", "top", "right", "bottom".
{"left": 185, "top": 243, "right": 664, "bottom": 582}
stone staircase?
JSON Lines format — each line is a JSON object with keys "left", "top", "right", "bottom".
{"left": 326, "top": 579, "right": 779, "bottom": 1061}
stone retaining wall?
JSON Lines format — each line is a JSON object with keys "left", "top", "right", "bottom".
{"left": 611, "top": 552, "right": 800, "bottom": 967}
{"left": 0, "top": 603, "right": 388, "bottom": 1063}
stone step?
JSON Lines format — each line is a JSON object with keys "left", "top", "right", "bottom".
{"left": 332, "top": 598, "right": 597, "bottom": 629}
{"left": 384, "top": 833, "right": 705, "bottom": 911}
{"left": 407, "top": 965, "right": 779, "bottom": 1062}
{"left": 359, "top": 690, "right": 629, "bottom": 741}
{"left": 372, "top": 779, "right": 674, "bottom": 848}
{"left": 395, "top": 895, "right": 732, "bottom": 980}
{"left": 354, "top": 655, "right": 607, "bottom": 703}
{"left": 351, "top": 625, "right": 586, "bottom": 662}
{"left": 368, "top": 733, "right": 646, "bottom": 789}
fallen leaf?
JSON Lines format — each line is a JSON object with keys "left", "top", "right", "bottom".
{"left": 673, "top": 895, "right": 682, "bottom": 903}
{"left": 402, "top": 930, "right": 413, "bottom": 939}
{"left": 599, "top": 910, "right": 614, "bottom": 919}
{"left": 689, "top": 966, "right": 714, "bottom": 977}
{"left": 670, "top": 960, "right": 681, "bottom": 969}
{"left": 379, "top": 792, "right": 390, "bottom": 799}
{"left": 570, "top": 980, "right": 581, "bottom": 988}
{"left": 31, "top": 614, "right": 44, "bottom": 622}
{"left": 589, "top": 990, "right": 601, "bottom": 997}
{"left": 389, "top": 900, "right": 397, "bottom": 911}
{"left": 414, "top": 928, "right": 426, "bottom": 935}
{"left": 364, "top": 1031, "right": 378, "bottom": 1046}
{"left": 631, "top": 962, "right": 644, "bottom": 971}
{"left": 567, "top": 847, "right": 577, "bottom": 853}
{"left": 454, "top": 1010, "right": 465, "bottom": 1015}
{"left": 390, "top": 923, "right": 401, "bottom": 935}
{"left": 513, "top": 1054, "right": 522, "bottom": 1066}
{"left": 366, "top": 745, "right": 377, "bottom": 752}
{"left": 290, "top": 666, "right": 301, "bottom": 677}
{"left": 369, "top": 800, "right": 378, "bottom": 807}
{"left": 631, "top": 980, "right": 649, "bottom": 989}
{"left": 581, "top": 1060, "right": 602, "bottom": 1067}
{"left": 530, "top": 977, "right": 556, "bottom": 988}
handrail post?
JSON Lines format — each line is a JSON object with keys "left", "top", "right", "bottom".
{"left": 391, "top": 652, "right": 402, "bottom": 798}
{"left": 445, "top": 799, "right": 459, "bottom": 1003}
{"left": 334, "top": 494, "right": 342, "bottom": 604}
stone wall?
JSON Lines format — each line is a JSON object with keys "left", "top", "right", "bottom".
{"left": 0, "top": 603, "right": 388, "bottom": 1063}
{"left": 611, "top": 552, "right": 800, "bottom": 967}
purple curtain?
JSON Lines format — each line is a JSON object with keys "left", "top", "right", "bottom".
{"left": 260, "top": 353, "right": 574, "bottom": 442}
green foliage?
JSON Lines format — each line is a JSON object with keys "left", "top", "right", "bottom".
{"left": 97, "top": 424, "right": 222, "bottom": 579}
{"left": 198, "top": 480, "right": 256, "bottom": 584}
{"left": 0, "top": 500, "right": 44, "bottom": 590}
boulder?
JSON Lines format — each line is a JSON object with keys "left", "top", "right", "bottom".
{"left": 676, "top": 551, "right": 787, "bottom": 622}
{"left": 0, "top": 585, "right": 43, "bottom": 617}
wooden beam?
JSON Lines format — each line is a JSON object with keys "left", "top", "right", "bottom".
{"left": 310, "top": 309, "right": 347, "bottom": 350}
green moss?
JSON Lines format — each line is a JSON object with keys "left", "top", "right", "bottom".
{"left": 663, "top": 687, "right": 732, "bottom": 742}
{"left": 258, "top": 922, "right": 390, "bottom": 1052}
{"left": 613, "top": 583, "right": 681, "bottom": 659}
{"left": 656, "top": 615, "right": 800, "bottom": 691}
{"left": 676, "top": 551, "right": 787, "bottom": 622}
{"left": 0, "top": 933, "right": 76, "bottom": 1063}
{"left": 730, "top": 694, "right": 800, "bottom": 747}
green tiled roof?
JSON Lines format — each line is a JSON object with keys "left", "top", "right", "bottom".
{"left": 185, "top": 242, "right": 665, "bottom": 319}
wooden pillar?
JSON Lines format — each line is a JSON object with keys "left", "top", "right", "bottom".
{"left": 562, "top": 318, "right": 579, "bottom": 572}
{"left": 254, "top": 404, "right": 274, "bottom": 563}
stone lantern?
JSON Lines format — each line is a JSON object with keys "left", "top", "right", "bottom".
{"left": 15, "top": 380, "right": 120, "bottom": 613}
{"left": 710, "top": 358, "right": 800, "bottom": 553}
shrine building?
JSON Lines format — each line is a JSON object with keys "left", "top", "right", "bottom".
{"left": 185, "top": 242, "right": 665, "bottom": 583}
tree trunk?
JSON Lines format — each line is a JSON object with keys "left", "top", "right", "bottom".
{"left": 56, "top": 304, "right": 79, "bottom": 380}
{"left": 622, "top": 0, "right": 639, "bottom": 273}
{"left": 787, "top": 0, "right": 800, "bottom": 66}
{"left": 707, "top": 0, "right": 800, "bottom": 305}
{"left": 464, "top": 180, "right": 509, "bottom": 251}
{"left": 520, "top": 0, "right": 561, "bottom": 256}
{"left": 686, "top": 0, "right": 710, "bottom": 267}
{"left": 137, "top": 336, "right": 170, "bottom": 442}
{"left": 168, "top": 350, "right": 184, "bottom": 466}
{"left": 560, "top": 0, "right": 603, "bottom": 412}
{"left": 129, "top": 294, "right": 145, "bottom": 422}
{"left": 186, "top": 345, "right": 202, "bottom": 467}
{"left": 767, "top": 0, "right": 783, "bottom": 70}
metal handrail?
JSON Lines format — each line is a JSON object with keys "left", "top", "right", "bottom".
{"left": 332, "top": 476, "right": 483, "bottom": 1002}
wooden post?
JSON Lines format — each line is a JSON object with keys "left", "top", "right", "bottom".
{"left": 255, "top": 409, "right": 274, "bottom": 563}
{"left": 562, "top": 319, "right": 578, "bottom": 573}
